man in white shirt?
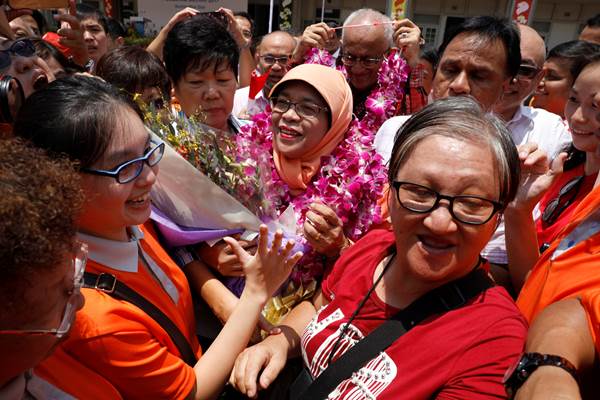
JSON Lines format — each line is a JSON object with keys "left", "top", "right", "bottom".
{"left": 375, "top": 16, "right": 521, "bottom": 162}
{"left": 483, "top": 24, "right": 572, "bottom": 265}
{"left": 233, "top": 31, "right": 295, "bottom": 119}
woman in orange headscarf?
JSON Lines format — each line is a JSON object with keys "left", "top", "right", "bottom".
{"left": 198, "top": 64, "right": 386, "bottom": 326}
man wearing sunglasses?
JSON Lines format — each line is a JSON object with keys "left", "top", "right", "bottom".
{"left": 233, "top": 30, "right": 295, "bottom": 119}
{"left": 0, "top": 140, "right": 84, "bottom": 399}
{"left": 482, "top": 24, "right": 572, "bottom": 269}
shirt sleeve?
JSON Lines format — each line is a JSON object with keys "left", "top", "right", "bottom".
{"left": 436, "top": 316, "right": 527, "bottom": 400}
{"left": 66, "top": 329, "right": 196, "bottom": 400}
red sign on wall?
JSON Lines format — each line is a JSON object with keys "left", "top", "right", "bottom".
{"left": 511, "top": 0, "right": 535, "bottom": 24}
{"left": 104, "top": 0, "right": 113, "bottom": 17}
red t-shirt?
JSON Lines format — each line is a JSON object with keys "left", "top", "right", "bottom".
{"left": 302, "top": 229, "right": 527, "bottom": 399}
{"left": 536, "top": 164, "right": 597, "bottom": 246}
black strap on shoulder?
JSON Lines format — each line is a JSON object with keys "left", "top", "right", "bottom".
{"left": 83, "top": 272, "right": 197, "bottom": 367}
{"left": 295, "top": 268, "right": 494, "bottom": 400}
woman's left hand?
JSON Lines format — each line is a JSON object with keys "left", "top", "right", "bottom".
{"left": 303, "top": 203, "right": 350, "bottom": 257}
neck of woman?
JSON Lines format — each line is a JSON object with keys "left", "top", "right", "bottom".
{"left": 584, "top": 150, "right": 600, "bottom": 177}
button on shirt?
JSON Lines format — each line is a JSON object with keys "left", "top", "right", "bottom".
{"left": 481, "top": 106, "right": 572, "bottom": 264}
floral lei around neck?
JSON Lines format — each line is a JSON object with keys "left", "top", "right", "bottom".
{"left": 236, "top": 48, "right": 409, "bottom": 285}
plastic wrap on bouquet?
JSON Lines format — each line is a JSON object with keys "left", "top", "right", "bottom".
{"left": 150, "top": 130, "right": 263, "bottom": 241}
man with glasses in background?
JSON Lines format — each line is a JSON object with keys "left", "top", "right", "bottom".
{"left": 233, "top": 30, "right": 296, "bottom": 119}
{"left": 0, "top": 139, "right": 84, "bottom": 399}
{"left": 483, "top": 23, "right": 572, "bottom": 272}
{"left": 294, "top": 8, "right": 422, "bottom": 118}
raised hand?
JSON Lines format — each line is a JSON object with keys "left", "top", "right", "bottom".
{"left": 510, "top": 143, "right": 567, "bottom": 212}
{"left": 224, "top": 225, "right": 302, "bottom": 304}
{"left": 54, "top": 14, "right": 89, "bottom": 66}
{"left": 392, "top": 19, "right": 422, "bottom": 67}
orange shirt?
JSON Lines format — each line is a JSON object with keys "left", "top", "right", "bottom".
{"left": 517, "top": 185, "right": 600, "bottom": 322}
{"left": 582, "top": 290, "right": 600, "bottom": 354}
{"left": 36, "top": 222, "right": 201, "bottom": 400}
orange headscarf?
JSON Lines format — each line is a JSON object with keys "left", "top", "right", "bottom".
{"left": 270, "top": 64, "right": 353, "bottom": 191}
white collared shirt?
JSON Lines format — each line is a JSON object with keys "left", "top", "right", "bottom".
{"left": 78, "top": 227, "right": 180, "bottom": 304}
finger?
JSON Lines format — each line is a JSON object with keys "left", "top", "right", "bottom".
{"left": 310, "top": 203, "right": 342, "bottom": 227}
{"left": 258, "top": 355, "right": 287, "bottom": 391}
{"left": 522, "top": 149, "right": 548, "bottom": 168}
{"left": 549, "top": 152, "right": 568, "bottom": 176}
{"left": 231, "top": 351, "right": 250, "bottom": 393}
{"left": 303, "top": 220, "right": 321, "bottom": 243}
{"left": 394, "top": 18, "right": 418, "bottom": 29}
{"left": 223, "top": 236, "right": 250, "bottom": 264}
{"left": 54, "top": 13, "right": 81, "bottom": 30}
{"left": 306, "top": 210, "right": 331, "bottom": 232}
{"left": 244, "top": 351, "right": 268, "bottom": 397}
{"left": 517, "top": 142, "right": 538, "bottom": 159}
{"left": 271, "top": 229, "right": 283, "bottom": 254}
{"left": 279, "top": 239, "right": 295, "bottom": 259}
{"left": 257, "top": 224, "right": 268, "bottom": 257}
{"left": 286, "top": 251, "right": 304, "bottom": 269}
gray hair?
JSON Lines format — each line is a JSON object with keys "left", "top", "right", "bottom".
{"left": 342, "top": 8, "right": 393, "bottom": 48}
{"left": 388, "top": 96, "right": 520, "bottom": 208}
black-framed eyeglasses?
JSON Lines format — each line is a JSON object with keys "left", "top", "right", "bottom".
{"left": 271, "top": 97, "right": 329, "bottom": 119}
{"left": 0, "top": 39, "right": 36, "bottom": 70}
{"left": 0, "top": 241, "right": 87, "bottom": 338}
{"left": 83, "top": 139, "right": 165, "bottom": 184}
{"left": 392, "top": 181, "right": 504, "bottom": 225}
{"left": 259, "top": 55, "right": 291, "bottom": 66}
{"left": 340, "top": 53, "right": 383, "bottom": 68}
{"left": 517, "top": 64, "right": 541, "bottom": 79}
{"left": 541, "top": 175, "right": 584, "bottom": 225}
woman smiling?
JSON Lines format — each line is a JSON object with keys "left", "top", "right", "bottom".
{"left": 12, "top": 76, "right": 302, "bottom": 400}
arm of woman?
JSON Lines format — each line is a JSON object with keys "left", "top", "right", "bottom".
{"left": 190, "top": 227, "right": 303, "bottom": 400}
{"left": 182, "top": 259, "right": 238, "bottom": 324}
{"left": 146, "top": 8, "right": 198, "bottom": 60}
{"left": 504, "top": 144, "right": 566, "bottom": 291}
{"left": 515, "top": 298, "right": 595, "bottom": 400}
{"left": 229, "top": 289, "right": 329, "bottom": 398}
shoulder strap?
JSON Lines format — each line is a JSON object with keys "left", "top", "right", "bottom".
{"left": 83, "top": 272, "right": 197, "bottom": 367}
{"left": 296, "top": 268, "right": 494, "bottom": 400}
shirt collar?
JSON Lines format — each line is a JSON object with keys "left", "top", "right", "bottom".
{"left": 77, "top": 227, "right": 144, "bottom": 273}
{"left": 508, "top": 105, "right": 532, "bottom": 125}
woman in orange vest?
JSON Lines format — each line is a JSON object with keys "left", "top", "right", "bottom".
{"left": 13, "top": 75, "right": 302, "bottom": 400}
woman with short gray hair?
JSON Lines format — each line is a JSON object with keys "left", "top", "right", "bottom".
{"left": 230, "top": 96, "right": 527, "bottom": 399}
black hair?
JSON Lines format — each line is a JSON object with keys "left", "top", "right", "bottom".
{"left": 96, "top": 45, "right": 171, "bottom": 99}
{"left": 13, "top": 75, "right": 142, "bottom": 169}
{"left": 31, "top": 38, "right": 85, "bottom": 76}
{"left": 233, "top": 11, "right": 255, "bottom": 36}
{"left": 560, "top": 50, "right": 600, "bottom": 171}
{"left": 419, "top": 45, "right": 439, "bottom": 69}
{"left": 585, "top": 14, "right": 600, "bottom": 29}
{"left": 30, "top": 10, "right": 46, "bottom": 35}
{"left": 547, "top": 40, "right": 600, "bottom": 81}
{"left": 163, "top": 14, "right": 239, "bottom": 85}
{"left": 106, "top": 17, "right": 126, "bottom": 40}
{"left": 438, "top": 16, "right": 521, "bottom": 78}
{"left": 76, "top": 4, "right": 108, "bottom": 33}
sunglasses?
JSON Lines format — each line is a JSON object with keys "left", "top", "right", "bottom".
{"left": 541, "top": 175, "right": 584, "bottom": 225}
{"left": 516, "top": 64, "right": 541, "bottom": 79}
{"left": 0, "top": 39, "right": 36, "bottom": 70}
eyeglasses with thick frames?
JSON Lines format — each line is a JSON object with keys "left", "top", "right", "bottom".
{"left": 541, "top": 175, "right": 584, "bottom": 225}
{"left": 82, "top": 139, "right": 165, "bottom": 184}
{"left": 271, "top": 97, "right": 329, "bottom": 119}
{"left": 340, "top": 53, "right": 383, "bottom": 68}
{"left": 0, "top": 39, "right": 36, "bottom": 70}
{"left": 392, "top": 181, "right": 504, "bottom": 225}
{"left": 516, "top": 64, "right": 541, "bottom": 79}
{"left": 0, "top": 241, "right": 88, "bottom": 338}
{"left": 259, "top": 55, "right": 291, "bottom": 66}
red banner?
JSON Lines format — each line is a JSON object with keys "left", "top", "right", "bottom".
{"left": 511, "top": 0, "right": 535, "bottom": 24}
{"left": 104, "top": 0, "right": 113, "bottom": 17}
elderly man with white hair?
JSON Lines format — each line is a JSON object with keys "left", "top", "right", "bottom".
{"left": 293, "top": 8, "right": 422, "bottom": 118}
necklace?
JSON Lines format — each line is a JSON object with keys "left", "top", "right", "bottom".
{"left": 326, "top": 253, "right": 396, "bottom": 365}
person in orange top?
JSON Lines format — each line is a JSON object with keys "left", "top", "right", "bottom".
{"left": 13, "top": 75, "right": 302, "bottom": 400}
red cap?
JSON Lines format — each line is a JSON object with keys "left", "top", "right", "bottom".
{"left": 42, "top": 32, "right": 73, "bottom": 59}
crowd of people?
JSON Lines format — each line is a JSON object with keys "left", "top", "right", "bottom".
{"left": 0, "top": 2, "right": 599, "bottom": 399}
